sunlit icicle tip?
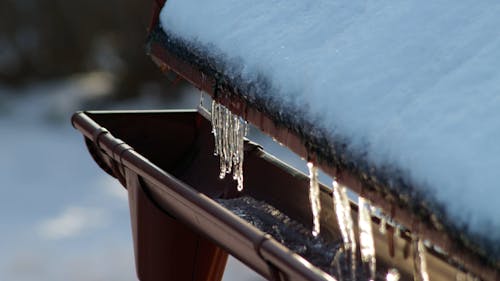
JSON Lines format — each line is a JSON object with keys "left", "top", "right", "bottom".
{"left": 386, "top": 268, "right": 400, "bottom": 281}
{"left": 412, "top": 235, "right": 430, "bottom": 281}
{"left": 307, "top": 162, "right": 321, "bottom": 236}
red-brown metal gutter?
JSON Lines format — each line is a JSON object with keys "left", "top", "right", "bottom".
{"left": 72, "top": 109, "right": 479, "bottom": 281}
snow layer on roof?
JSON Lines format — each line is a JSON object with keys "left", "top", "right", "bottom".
{"left": 160, "top": 1, "right": 500, "bottom": 240}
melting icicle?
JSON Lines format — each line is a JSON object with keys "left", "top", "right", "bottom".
{"left": 379, "top": 215, "right": 387, "bottom": 234}
{"left": 233, "top": 118, "right": 247, "bottom": 191}
{"left": 358, "top": 196, "right": 376, "bottom": 281}
{"left": 307, "top": 162, "right": 321, "bottom": 236}
{"left": 386, "top": 268, "right": 400, "bottom": 281}
{"left": 332, "top": 180, "right": 356, "bottom": 281}
{"left": 412, "top": 235, "right": 430, "bottom": 281}
{"left": 211, "top": 101, "right": 247, "bottom": 191}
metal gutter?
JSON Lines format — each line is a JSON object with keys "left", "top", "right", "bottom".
{"left": 73, "top": 109, "right": 472, "bottom": 281}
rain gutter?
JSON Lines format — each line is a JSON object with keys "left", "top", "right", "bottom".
{"left": 73, "top": 109, "right": 471, "bottom": 281}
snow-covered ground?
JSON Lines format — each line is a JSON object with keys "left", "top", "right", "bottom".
{"left": 160, "top": 0, "right": 500, "bottom": 242}
{"left": 0, "top": 74, "right": 135, "bottom": 281}
{"left": 0, "top": 74, "right": 265, "bottom": 280}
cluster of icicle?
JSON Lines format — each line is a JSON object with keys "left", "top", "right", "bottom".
{"left": 211, "top": 101, "right": 247, "bottom": 191}
{"left": 306, "top": 163, "right": 433, "bottom": 281}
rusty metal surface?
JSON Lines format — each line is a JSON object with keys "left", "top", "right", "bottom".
{"left": 144, "top": 21, "right": 499, "bottom": 280}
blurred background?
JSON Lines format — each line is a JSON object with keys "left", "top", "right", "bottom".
{"left": 0, "top": 0, "right": 266, "bottom": 280}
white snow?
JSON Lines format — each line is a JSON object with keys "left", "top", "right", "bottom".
{"left": 0, "top": 77, "right": 136, "bottom": 281}
{"left": 160, "top": 0, "right": 500, "bottom": 237}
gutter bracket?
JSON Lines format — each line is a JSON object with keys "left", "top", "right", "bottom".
{"left": 92, "top": 127, "right": 109, "bottom": 151}
{"left": 111, "top": 140, "right": 134, "bottom": 186}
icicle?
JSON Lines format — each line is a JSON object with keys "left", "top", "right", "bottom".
{"left": 211, "top": 101, "right": 218, "bottom": 154}
{"left": 379, "top": 215, "right": 387, "bottom": 234}
{"left": 233, "top": 117, "right": 246, "bottom": 191}
{"left": 211, "top": 101, "right": 247, "bottom": 191}
{"left": 214, "top": 103, "right": 227, "bottom": 178}
{"left": 412, "top": 235, "right": 429, "bottom": 281}
{"left": 358, "top": 196, "right": 376, "bottom": 281}
{"left": 307, "top": 162, "right": 321, "bottom": 236}
{"left": 222, "top": 106, "right": 232, "bottom": 175}
{"left": 332, "top": 180, "right": 356, "bottom": 281}
{"left": 386, "top": 268, "right": 400, "bottom": 281}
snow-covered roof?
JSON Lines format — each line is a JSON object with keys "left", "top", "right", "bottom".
{"left": 158, "top": 0, "right": 500, "bottom": 265}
